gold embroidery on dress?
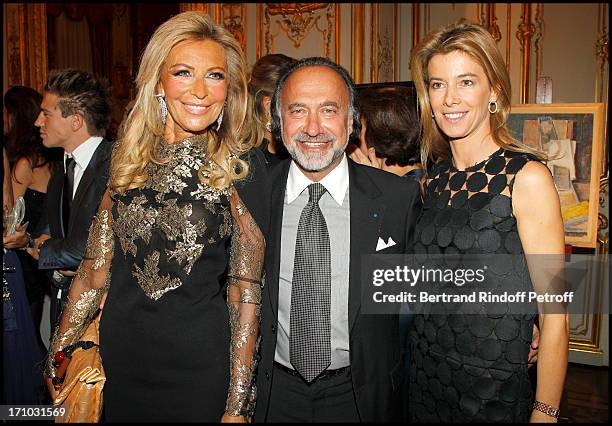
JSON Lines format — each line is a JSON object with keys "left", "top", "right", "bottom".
{"left": 225, "top": 188, "right": 265, "bottom": 418}
{"left": 85, "top": 209, "right": 114, "bottom": 270}
{"left": 45, "top": 284, "right": 109, "bottom": 378}
{"left": 114, "top": 195, "right": 158, "bottom": 257}
{"left": 132, "top": 251, "right": 182, "bottom": 301}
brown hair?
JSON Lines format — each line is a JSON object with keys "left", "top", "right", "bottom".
{"left": 410, "top": 21, "right": 544, "bottom": 169}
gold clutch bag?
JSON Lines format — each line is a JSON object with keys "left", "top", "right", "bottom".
{"left": 54, "top": 315, "right": 105, "bottom": 423}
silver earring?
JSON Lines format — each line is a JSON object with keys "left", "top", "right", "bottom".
{"left": 216, "top": 107, "right": 224, "bottom": 131}
{"left": 156, "top": 94, "right": 167, "bottom": 126}
{"left": 488, "top": 100, "right": 498, "bottom": 114}
{"left": 265, "top": 120, "right": 272, "bottom": 132}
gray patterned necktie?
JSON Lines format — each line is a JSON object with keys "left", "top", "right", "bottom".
{"left": 289, "top": 183, "right": 332, "bottom": 382}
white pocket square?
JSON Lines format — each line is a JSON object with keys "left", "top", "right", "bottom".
{"left": 376, "top": 236, "right": 396, "bottom": 251}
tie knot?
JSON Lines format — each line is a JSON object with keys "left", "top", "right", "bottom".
{"left": 308, "top": 183, "right": 326, "bottom": 204}
{"left": 65, "top": 156, "right": 75, "bottom": 171}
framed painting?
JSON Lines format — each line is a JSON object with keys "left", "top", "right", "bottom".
{"left": 507, "top": 103, "right": 604, "bottom": 248}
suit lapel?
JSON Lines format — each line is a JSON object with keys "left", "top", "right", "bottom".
{"left": 347, "top": 159, "right": 383, "bottom": 333}
{"left": 267, "top": 161, "right": 291, "bottom": 315}
{"left": 68, "top": 140, "right": 108, "bottom": 234}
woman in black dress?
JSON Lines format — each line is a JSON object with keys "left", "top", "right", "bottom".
{"left": 44, "top": 12, "right": 265, "bottom": 422}
{"left": 408, "top": 22, "right": 568, "bottom": 422}
{"left": 4, "top": 86, "right": 61, "bottom": 343}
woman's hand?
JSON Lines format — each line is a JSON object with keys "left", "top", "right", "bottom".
{"left": 221, "top": 413, "right": 247, "bottom": 423}
{"left": 348, "top": 146, "right": 384, "bottom": 169}
{"left": 46, "top": 377, "right": 59, "bottom": 402}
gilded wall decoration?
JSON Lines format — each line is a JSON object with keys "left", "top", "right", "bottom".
{"left": 4, "top": 3, "right": 47, "bottom": 92}
{"left": 378, "top": 31, "right": 393, "bottom": 83}
{"left": 221, "top": 4, "right": 247, "bottom": 54}
{"left": 516, "top": 4, "right": 536, "bottom": 103}
{"left": 262, "top": 3, "right": 334, "bottom": 58}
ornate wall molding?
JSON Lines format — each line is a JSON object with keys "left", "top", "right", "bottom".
{"left": 370, "top": 4, "right": 379, "bottom": 83}
{"left": 479, "top": 4, "right": 501, "bottom": 43}
{"left": 352, "top": 4, "right": 364, "bottom": 83}
{"left": 595, "top": 3, "right": 609, "bottom": 176}
{"left": 179, "top": 4, "right": 209, "bottom": 14}
{"left": 506, "top": 4, "right": 511, "bottom": 70}
{"left": 516, "top": 3, "right": 536, "bottom": 103}
{"left": 262, "top": 3, "right": 333, "bottom": 57}
{"left": 5, "top": 3, "right": 47, "bottom": 93}
{"left": 533, "top": 4, "right": 544, "bottom": 80}
{"left": 220, "top": 4, "right": 247, "bottom": 54}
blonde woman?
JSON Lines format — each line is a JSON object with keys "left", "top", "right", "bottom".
{"left": 44, "top": 12, "right": 265, "bottom": 422}
{"left": 408, "top": 22, "right": 567, "bottom": 422}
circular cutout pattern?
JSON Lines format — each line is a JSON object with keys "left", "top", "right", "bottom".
{"left": 487, "top": 174, "right": 507, "bottom": 194}
{"left": 436, "top": 190, "right": 452, "bottom": 209}
{"left": 437, "top": 173, "right": 450, "bottom": 192}
{"left": 485, "top": 155, "right": 506, "bottom": 174}
{"left": 437, "top": 227, "right": 454, "bottom": 247}
{"left": 449, "top": 171, "right": 467, "bottom": 191}
{"left": 477, "top": 229, "right": 502, "bottom": 252}
{"left": 470, "top": 210, "right": 494, "bottom": 231}
{"left": 489, "top": 194, "right": 512, "bottom": 217}
{"left": 468, "top": 192, "right": 491, "bottom": 211}
{"left": 505, "top": 156, "right": 528, "bottom": 174}
{"left": 451, "top": 190, "right": 469, "bottom": 209}
{"left": 466, "top": 172, "right": 488, "bottom": 192}
{"left": 454, "top": 227, "right": 476, "bottom": 251}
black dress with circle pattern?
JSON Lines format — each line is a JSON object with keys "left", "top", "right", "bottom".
{"left": 408, "top": 147, "right": 539, "bottom": 423}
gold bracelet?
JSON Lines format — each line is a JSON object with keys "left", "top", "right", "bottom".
{"left": 533, "top": 400, "right": 560, "bottom": 418}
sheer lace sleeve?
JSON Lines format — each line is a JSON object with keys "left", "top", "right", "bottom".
{"left": 224, "top": 187, "right": 265, "bottom": 418}
{"left": 45, "top": 191, "right": 114, "bottom": 378}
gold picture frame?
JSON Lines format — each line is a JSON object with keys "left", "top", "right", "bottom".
{"left": 507, "top": 103, "right": 604, "bottom": 248}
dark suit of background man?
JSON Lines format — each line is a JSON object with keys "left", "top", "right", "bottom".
{"left": 26, "top": 69, "right": 112, "bottom": 333}
{"left": 254, "top": 57, "right": 421, "bottom": 422}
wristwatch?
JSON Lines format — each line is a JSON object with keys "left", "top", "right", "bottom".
{"left": 533, "top": 400, "right": 560, "bottom": 418}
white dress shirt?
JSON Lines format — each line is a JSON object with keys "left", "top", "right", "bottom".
{"left": 64, "top": 136, "right": 103, "bottom": 198}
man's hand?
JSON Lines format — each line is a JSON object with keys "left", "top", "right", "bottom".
{"left": 528, "top": 322, "right": 540, "bottom": 367}
{"left": 26, "top": 234, "right": 51, "bottom": 260}
{"left": 3, "top": 223, "right": 29, "bottom": 249}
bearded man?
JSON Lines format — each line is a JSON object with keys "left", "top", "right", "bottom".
{"left": 253, "top": 57, "right": 422, "bottom": 422}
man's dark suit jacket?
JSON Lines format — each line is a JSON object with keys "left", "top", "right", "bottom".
{"left": 37, "top": 139, "right": 113, "bottom": 279}
{"left": 254, "top": 157, "right": 422, "bottom": 422}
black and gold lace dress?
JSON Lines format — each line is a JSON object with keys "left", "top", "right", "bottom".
{"left": 45, "top": 135, "right": 264, "bottom": 422}
{"left": 408, "top": 148, "right": 539, "bottom": 423}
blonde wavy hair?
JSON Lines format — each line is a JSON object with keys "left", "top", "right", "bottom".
{"left": 410, "top": 21, "right": 545, "bottom": 169}
{"left": 110, "top": 11, "right": 251, "bottom": 194}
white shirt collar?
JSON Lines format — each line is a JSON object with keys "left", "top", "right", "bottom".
{"left": 286, "top": 154, "right": 349, "bottom": 206}
{"left": 65, "top": 136, "right": 103, "bottom": 170}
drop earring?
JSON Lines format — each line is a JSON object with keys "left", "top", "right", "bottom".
{"left": 156, "top": 94, "right": 167, "bottom": 126}
{"left": 216, "top": 106, "right": 224, "bottom": 131}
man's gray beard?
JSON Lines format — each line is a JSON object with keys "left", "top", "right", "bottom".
{"left": 285, "top": 139, "right": 348, "bottom": 172}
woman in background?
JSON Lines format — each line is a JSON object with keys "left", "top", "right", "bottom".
{"left": 247, "top": 53, "right": 295, "bottom": 166}
{"left": 4, "top": 86, "right": 61, "bottom": 342}
{"left": 408, "top": 22, "right": 567, "bottom": 423}
{"left": 3, "top": 146, "right": 46, "bottom": 405}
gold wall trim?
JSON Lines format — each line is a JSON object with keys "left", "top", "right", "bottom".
{"left": 516, "top": 3, "right": 535, "bottom": 103}
{"left": 412, "top": 3, "right": 420, "bottom": 49}
{"left": 595, "top": 3, "right": 609, "bottom": 176}
{"left": 370, "top": 4, "right": 379, "bottom": 83}
{"left": 506, "top": 3, "right": 511, "bottom": 70}
{"left": 533, "top": 3, "right": 543, "bottom": 79}
{"left": 179, "top": 3, "right": 209, "bottom": 14}
{"left": 335, "top": 4, "right": 340, "bottom": 62}
{"left": 220, "top": 4, "right": 247, "bottom": 55}
{"left": 5, "top": 3, "right": 47, "bottom": 92}
{"left": 256, "top": 4, "right": 262, "bottom": 59}
{"left": 393, "top": 4, "right": 398, "bottom": 81}
{"left": 352, "top": 4, "right": 364, "bottom": 84}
